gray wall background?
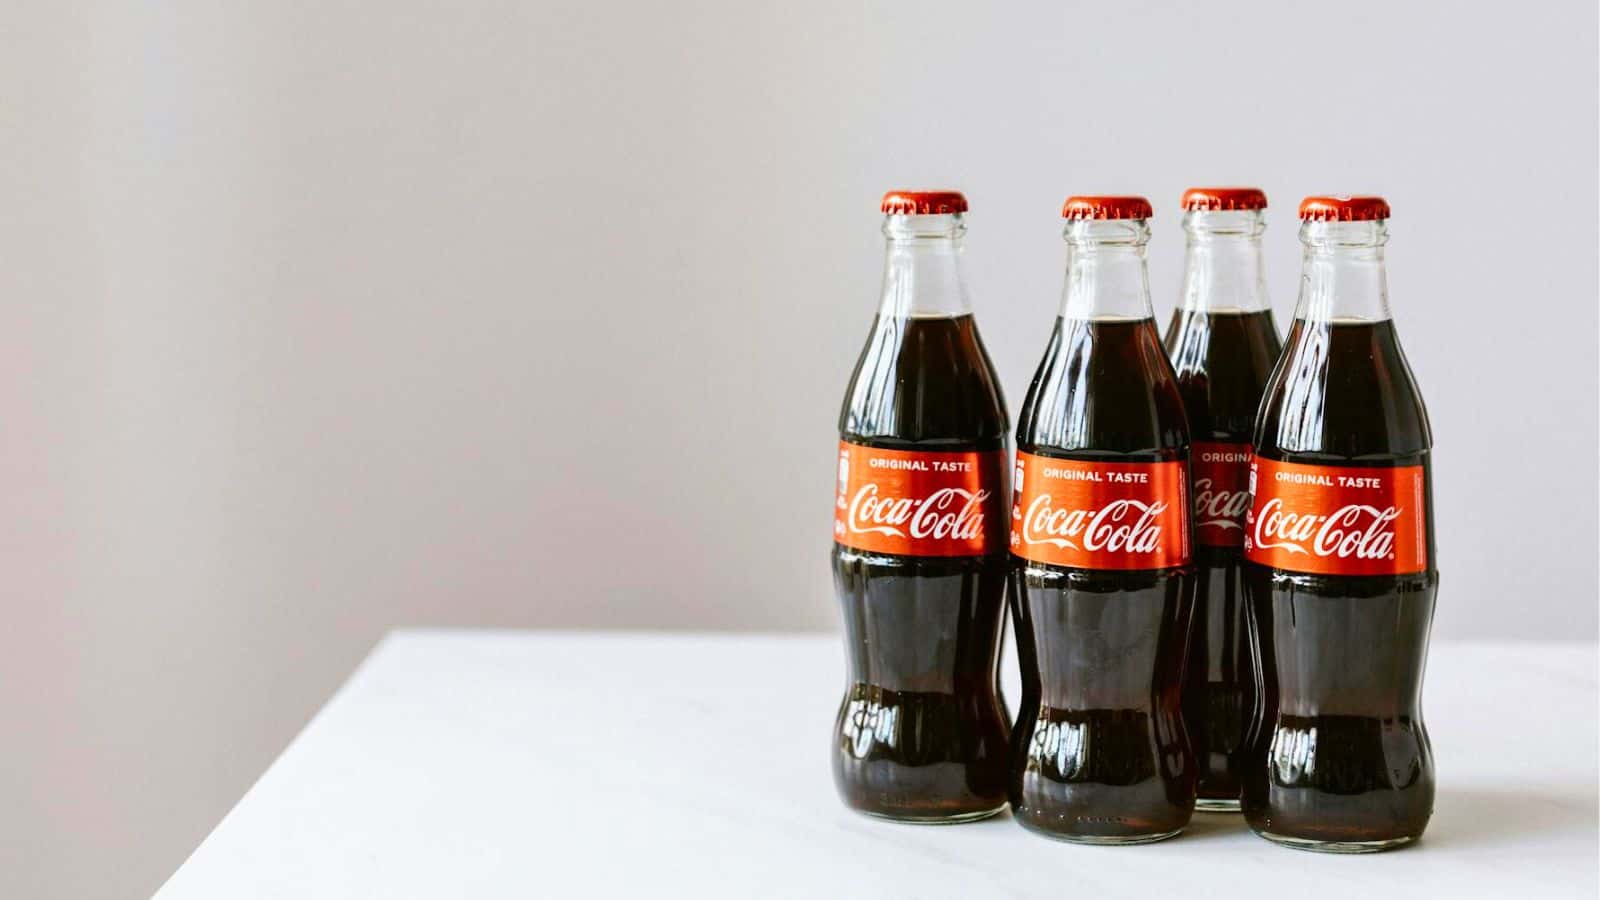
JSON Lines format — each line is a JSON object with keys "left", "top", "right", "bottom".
{"left": 2, "top": 2, "right": 1595, "bottom": 897}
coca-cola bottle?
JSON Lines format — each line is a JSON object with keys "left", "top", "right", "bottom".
{"left": 1008, "top": 196, "right": 1196, "bottom": 843}
{"left": 1163, "top": 188, "right": 1283, "bottom": 812}
{"left": 1242, "top": 195, "right": 1436, "bottom": 851}
{"left": 831, "top": 190, "right": 1011, "bottom": 822}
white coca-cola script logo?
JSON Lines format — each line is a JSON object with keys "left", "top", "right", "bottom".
{"left": 1193, "top": 477, "right": 1250, "bottom": 531}
{"left": 1251, "top": 498, "right": 1400, "bottom": 560}
{"left": 847, "top": 484, "right": 989, "bottom": 541}
{"left": 1020, "top": 494, "right": 1168, "bottom": 554}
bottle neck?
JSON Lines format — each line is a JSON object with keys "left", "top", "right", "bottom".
{"left": 1179, "top": 209, "right": 1270, "bottom": 313}
{"left": 876, "top": 214, "right": 971, "bottom": 318}
{"left": 1293, "top": 219, "right": 1392, "bottom": 322}
{"left": 1058, "top": 218, "right": 1154, "bottom": 320}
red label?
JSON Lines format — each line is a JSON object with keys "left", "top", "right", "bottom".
{"left": 1245, "top": 456, "right": 1428, "bottom": 576}
{"left": 1009, "top": 452, "right": 1190, "bottom": 570}
{"left": 832, "top": 442, "right": 1006, "bottom": 557}
{"left": 1192, "top": 441, "right": 1253, "bottom": 547}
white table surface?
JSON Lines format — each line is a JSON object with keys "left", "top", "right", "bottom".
{"left": 157, "top": 631, "right": 1599, "bottom": 899}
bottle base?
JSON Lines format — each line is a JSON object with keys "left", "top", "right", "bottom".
{"left": 1017, "top": 823, "right": 1184, "bottom": 846}
{"left": 855, "top": 804, "right": 1008, "bottom": 826}
{"left": 1195, "top": 797, "right": 1241, "bottom": 813}
{"left": 1254, "top": 830, "right": 1416, "bottom": 854}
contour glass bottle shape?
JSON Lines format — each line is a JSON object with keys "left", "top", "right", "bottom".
{"left": 1242, "top": 195, "right": 1436, "bottom": 852}
{"left": 1163, "top": 187, "right": 1283, "bottom": 812}
{"left": 831, "top": 190, "right": 1011, "bottom": 823}
{"left": 1009, "top": 196, "right": 1197, "bottom": 843}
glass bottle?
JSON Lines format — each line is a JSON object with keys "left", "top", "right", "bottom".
{"left": 1164, "top": 187, "right": 1283, "bottom": 812}
{"left": 1009, "top": 196, "right": 1196, "bottom": 843}
{"left": 1242, "top": 195, "right": 1436, "bottom": 851}
{"left": 831, "top": 190, "right": 1011, "bottom": 823}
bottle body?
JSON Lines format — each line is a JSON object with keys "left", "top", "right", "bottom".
{"left": 1163, "top": 197, "right": 1282, "bottom": 811}
{"left": 832, "top": 197, "right": 1011, "bottom": 822}
{"left": 1008, "top": 202, "right": 1196, "bottom": 843}
{"left": 1242, "top": 204, "right": 1436, "bottom": 851}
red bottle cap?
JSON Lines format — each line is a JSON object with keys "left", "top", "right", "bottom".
{"left": 1298, "top": 195, "right": 1391, "bottom": 221}
{"left": 1181, "top": 187, "right": 1268, "bottom": 212}
{"left": 1061, "top": 196, "right": 1153, "bottom": 220}
{"left": 880, "top": 190, "right": 968, "bottom": 215}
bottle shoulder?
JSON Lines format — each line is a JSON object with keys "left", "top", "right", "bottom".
{"left": 838, "top": 313, "right": 1009, "bottom": 447}
{"left": 1253, "top": 318, "right": 1432, "bottom": 461}
{"left": 1016, "top": 317, "right": 1189, "bottom": 458}
{"left": 1165, "top": 309, "right": 1283, "bottom": 442}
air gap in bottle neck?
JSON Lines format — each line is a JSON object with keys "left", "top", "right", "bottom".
{"left": 877, "top": 190, "right": 972, "bottom": 319}
{"left": 1058, "top": 195, "right": 1156, "bottom": 322}
{"left": 1294, "top": 195, "right": 1394, "bottom": 323}
{"left": 1179, "top": 187, "right": 1270, "bottom": 314}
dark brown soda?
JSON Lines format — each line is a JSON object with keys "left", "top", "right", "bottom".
{"left": 1164, "top": 309, "right": 1281, "bottom": 807}
{"left": 1009, "top": 317, "right": 1196, "bottom": 842}
{"left": 1243, "top": 318, "right": 1436, "bottom": 849}
{"left": 832, "top": 313, "right": 1011, "bottom": 821}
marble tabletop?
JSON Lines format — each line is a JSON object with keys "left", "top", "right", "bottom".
{"left": 155, "top": 631, "right": 1598, "bottom": 899}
